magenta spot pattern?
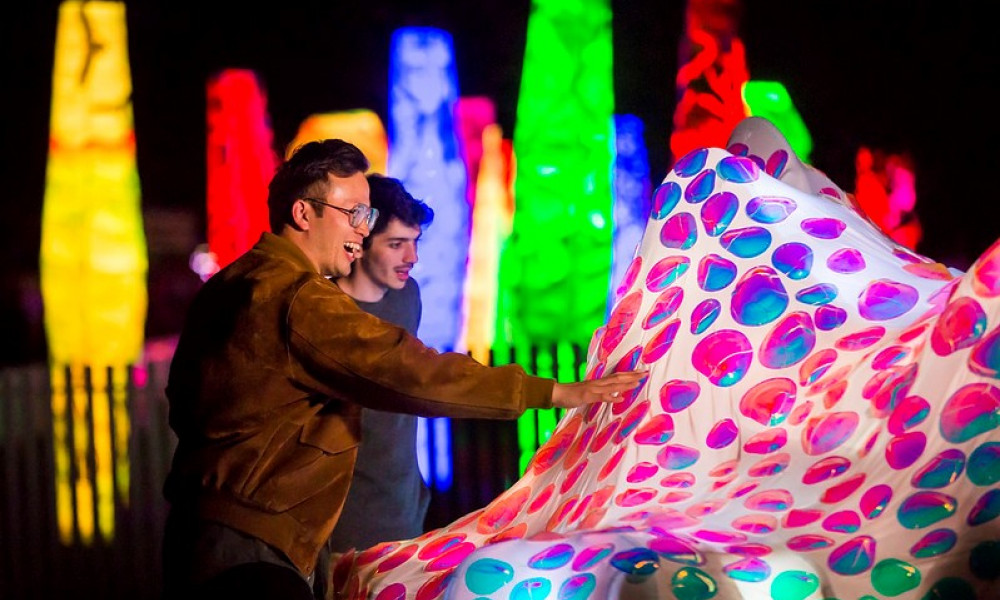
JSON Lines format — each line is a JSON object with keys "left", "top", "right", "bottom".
{"left": 334, "top": 132, "right": 1000, "bottom": 599}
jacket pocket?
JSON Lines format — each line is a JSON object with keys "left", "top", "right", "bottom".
{"left": 242, "top": 416, "right": 360, "bottom": 513}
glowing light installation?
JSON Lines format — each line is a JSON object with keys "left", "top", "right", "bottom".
{"left": 206, "top": 69, "right": 277, "bottom": 272}
{"left": 287, "top": 110, "right": 388, "bottom": 175}
{"left": 40, "top": 0, "right": 147, "bottom": 544}
{"left": 669, "top": 0, "right": 749, "bottom": 165}
{"left": 854, "top": 147, "right": 923, "bottom": 250}
{"left": 500, "top": 0, "right": 616, "bottom": 473}
{"left": 501, "top": 0, "right": 615, "bottom": 351}
{"left": 388, "top": 27, "right": 469, "bottom": 352}
{"left": 608, "top": 114, "right": 651, "bottom": 317}
{"left": 743, "top": 80, "right": 813, "bottom": 163}
{"left": 456, "top": 97, "right": 510, "bottom": 362}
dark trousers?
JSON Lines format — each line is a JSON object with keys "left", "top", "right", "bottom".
{"left": 193, "top": 562, "right": 315, "bottom": 600}
{"left": 162, "top": 507, "right": 330, "bottom": 600}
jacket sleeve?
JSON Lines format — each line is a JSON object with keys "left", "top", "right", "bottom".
{"left": 286, "top": 278, "right": 554, "bottom": 418}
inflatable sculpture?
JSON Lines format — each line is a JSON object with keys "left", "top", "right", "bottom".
{"left": 333, "top": 117, "right": 1000, "bottom": 600}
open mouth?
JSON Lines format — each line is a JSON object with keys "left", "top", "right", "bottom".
{"left": 344, "top": 242, "right": 361, "bottom": 257}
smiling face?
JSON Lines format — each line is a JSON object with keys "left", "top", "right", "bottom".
{"left": 357, "top": 217, "right": 422, "bottom": 295}
{"left": 293, "top": 171, "right": 371, "bottom": 278}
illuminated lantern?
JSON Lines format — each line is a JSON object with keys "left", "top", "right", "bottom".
{"left": 40, "top": 0, "right": 147, "bottom": 544}
{"left": 388, "top": 27, "right": 469, "bottom": 352}
{"left": 500, "top": 0, "right": 616, "bottom": 472}
{"left": 609, "top": 114, "right": 651, "bottom": 317}
{"left": 501, "top": 0, "right": 616, "bottom": 351}
{"left": 853, "top": 147, "right": 922, "bottom": 250}
{"left": 743, "top": 79, "right": 813, "bottom": 163}
{"left": 669, "top": 0, "right": 750, "bottom": 165}
{"left": 287, "top": 110, "right": 388, "bottom": 175}
{"left": 455, "top": 97, "right": 510, "bottom": 362}
{"left": 206, "top": 68, "right": 277, "bottom": 272}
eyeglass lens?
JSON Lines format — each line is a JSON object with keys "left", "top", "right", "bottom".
{"left": 352, "top": 205, "right": 378, "bottom": 229}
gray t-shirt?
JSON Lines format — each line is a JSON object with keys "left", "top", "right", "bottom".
{"left": 328, "top": 277, "right": 431, "bottom": 551}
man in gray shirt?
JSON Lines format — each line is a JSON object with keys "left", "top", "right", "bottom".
{"left": 329, "top": 174, "right": 434, "bottom": 551}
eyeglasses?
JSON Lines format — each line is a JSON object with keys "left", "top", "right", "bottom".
{"left": 302, "top": 198, "right": 379, "bottom": 230}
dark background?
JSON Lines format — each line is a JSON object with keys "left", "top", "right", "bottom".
{"left": 2, "top": 1, "right": 998, "bottom": 367}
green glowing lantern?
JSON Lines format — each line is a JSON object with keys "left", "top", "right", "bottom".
{"left": 500, "top": 0, "right": 615, "bottom": 470}
{"left": 743, "top": 80, "right": 813, "bottom": 163}
{"left": 500, "top": 0, "right": 615, "bottom": 354}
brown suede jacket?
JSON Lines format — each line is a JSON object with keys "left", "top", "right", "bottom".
{"left": 163, "top": 232, "right": 554, "bottom": 576}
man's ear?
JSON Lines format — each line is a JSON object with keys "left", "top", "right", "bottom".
{"left": 291, "top": 199, "right": 311, "bottom": 231}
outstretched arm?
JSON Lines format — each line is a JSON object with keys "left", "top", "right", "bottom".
{"left": 551, "top": 370, "right": 647, "bottom": 409}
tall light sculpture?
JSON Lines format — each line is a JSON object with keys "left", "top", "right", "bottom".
{"left": 669, "top": 0, "right": 749, "bottom": 165}
{"left": 455, "top": 97, "right": 511, "bottom": 362}
{"left": 742, "top": 80, "right": 813, "bottom": 162}
{"left": 388, "top": 29, "right": 470, "bottom": 491}
{"left": 501, "top": 0, "right": 616, "bottom": 473}
{"left": 288, "top": 110, "right": 388, "bottom": 175}
{"left": 40, "top": 0, "right": 147, "bottom": 544}
{"left": 205, "top": 69, "right": 277, "bottom": 274}
{"left": 388, "top": 27, "right": 469, "bottom": 353}
{"left": 608, "top": 114, "right": 651, "bottom": 316}
{"left": 854, "top": 147, "right": 923, "bottom": 250}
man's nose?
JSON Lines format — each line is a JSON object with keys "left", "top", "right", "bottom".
{"left": 404, "top": 245, "right": 417, "bottom": 264}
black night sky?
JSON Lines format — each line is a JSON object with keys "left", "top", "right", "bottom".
{"left": 2, "top": 1, "right": 997, "bottom": 366}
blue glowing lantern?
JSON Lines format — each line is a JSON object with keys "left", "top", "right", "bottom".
{"left": 387, "top": 27, "right": 469, "bottom": 353}
{"left": 608, "top": 114, "right": 651, "bottom": 317}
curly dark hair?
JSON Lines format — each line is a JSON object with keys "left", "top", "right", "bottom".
{"left": 267, "top": 139, "right": 369, "bottom": 233}
{"left": 363, "top": 174, "right": 434, "bottom": 249}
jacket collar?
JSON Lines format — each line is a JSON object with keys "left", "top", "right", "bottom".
{"left": 256, "top": 231, "right": 318, "bottom": 274}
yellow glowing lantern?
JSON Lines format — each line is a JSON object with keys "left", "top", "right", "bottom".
{"left": 462, "top": 122, "right": 514, "bottom": 363}
{"left": 287, "top": 110, "right": 388, "bottom": 174}
{"left": 40, "top": 0, "right": 147, "bottom": 544}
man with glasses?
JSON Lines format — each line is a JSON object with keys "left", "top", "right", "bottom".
{"left": 161, "top": 139, "right": 645, "bottom": 600}
{"left": 328, "top": 174, "right": 434, "bottom": 556}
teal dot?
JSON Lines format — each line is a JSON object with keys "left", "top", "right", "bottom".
{"left": 970, "top": 540, "right": 1000, "bottom": 580}
{"left": 770, "top": 570, "right": 819, "bottom": 600}
{"left": 610, "top": 548, "right": 659, "bottom": 577}
{"left": 967, "top": 442, "right": 1000, "bottom": 486}
{"left": 671, "top": 567, "right": 718, "bottom": 600}
{"left": 465, "top": 558, "right": 515, "bottom": 595}
{"left": 509, "top": 577, "right": 551, "bottom": 600}
{"left": 920, "top": 577, "right": 976, "bottom": 600}
{"left": 557, "top": 573, "right": 596, "bottom": 600}
{"left": 871, "top": 558, "right": 921, "bottom": 596}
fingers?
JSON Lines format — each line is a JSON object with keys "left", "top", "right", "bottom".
{"left": 602, "top": 370, "right": 648, "bottom": 391}
{"left": 596, "top": 370, "right": 647, "bottom": 404}
{"left": 608, "top": 369, "right": 648, "bottom": 381}
{"left": 551, "top": 371, "right": 649, "bottom": 409}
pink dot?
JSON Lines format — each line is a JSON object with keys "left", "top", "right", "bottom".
{"left": 972, "top": 238, "right": 1000, "bottom": 297}
{"left": 858, "top": 279, "right": 919, "bottom": 321}
{"left": 600, "top": 292, "right": 641, "bottom": 360}
{"left": 827, "top": 248, "right": 866, "bottom": 273}
{"left": 802, "top": 411, "right": 859, "bottom": 455}
{"left": 931, "top": 296, "right": 987, "bottom": 356}
{"left": 885, "top": 431, "right": 927, "bottom": 470}
{"left": 739, "top": 377, "right": 797, "bottom": 426}
{"left": 692, "top": 329, "right": 753, "bottom": 387}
